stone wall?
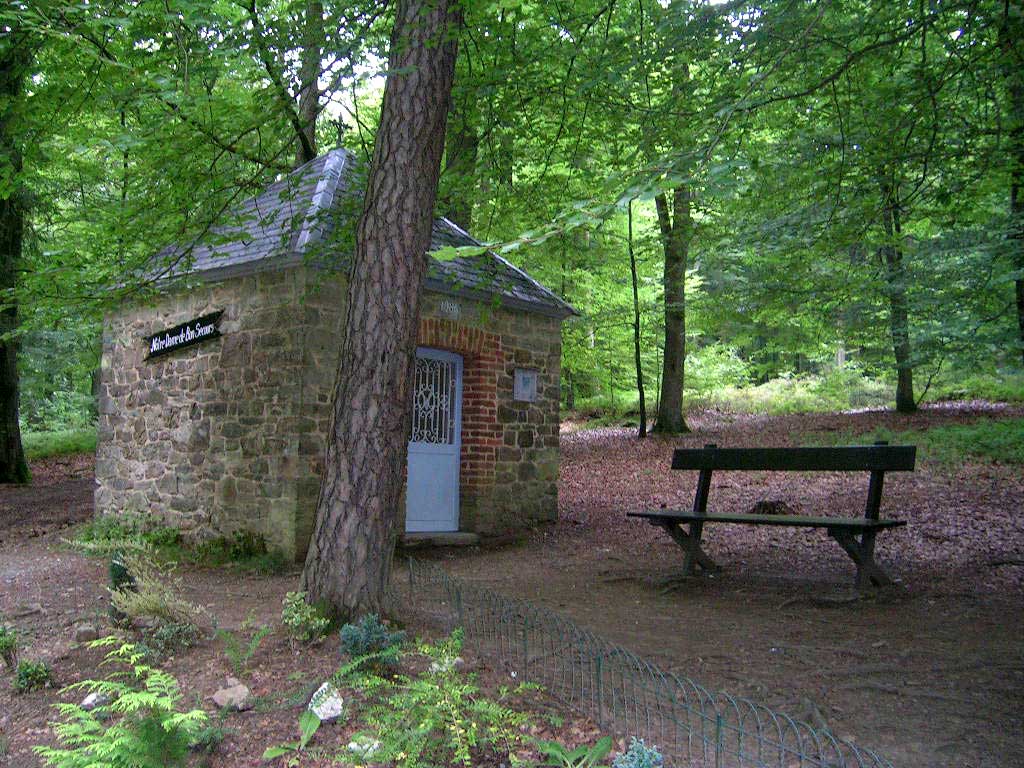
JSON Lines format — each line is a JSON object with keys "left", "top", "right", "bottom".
{"left": 96, "top": 265, "right": 563, "bottom": 560}
{"left": 96, "top": 269, "right": 319, "bottom": 559}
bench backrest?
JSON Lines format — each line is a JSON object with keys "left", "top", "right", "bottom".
{"left": 671, "top": 444, "right": 917, "bottom": 472}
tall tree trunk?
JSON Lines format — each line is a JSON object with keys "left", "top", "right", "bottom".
{"left": 1001, "top": 1, "right": 1024, "bottom": 364}
{"left": 301, "top": 0, "right": 460, "bottom": 619}
{"left": 880, "top": 181, "right": 916, "bottom": 413}
{"left": 651, "top": 185, "right": 691, "bottom": 434}
{"left": 0, "top": 34, "right": 30, "bottom": 484}
{"left": 294, "top": 0, "right": 324, "bottom": 167}
{"left": 628, "top": 201, "right": 647, "bottom": 438}
{"left": 441, "top": 88, "right": 478, "bottom": 230}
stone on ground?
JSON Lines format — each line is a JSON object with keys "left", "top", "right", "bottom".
{"left": 308, "top": 681, "right": 345, "bottom": 722}
{"left": 212, "top": 680, "right": 254, "bottom": 711}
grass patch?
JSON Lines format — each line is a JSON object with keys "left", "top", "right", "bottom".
{"left": 22, "top": 427, "right": 97, "bottom": 460}
{"left": 810, "top": 418, "right": 1024, "bottom": 466}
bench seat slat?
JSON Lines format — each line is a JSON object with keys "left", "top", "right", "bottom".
{"left": 628, "top": 510, "right": 906, "bottom": 529}
{"left": 671, "top": 445, "right": 916, "bottom": 472}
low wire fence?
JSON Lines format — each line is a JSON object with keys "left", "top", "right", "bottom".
{"left": 401, "top": 558, "right": 894, "bottom": 768}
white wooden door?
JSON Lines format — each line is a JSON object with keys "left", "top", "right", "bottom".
{"left": 406, "top": 348, "right": 462, "bottom": 532}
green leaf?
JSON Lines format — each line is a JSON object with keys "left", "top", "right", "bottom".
{"left": 261, "top": 744, "right": 295, "bottom": 760}
{"left": 297, "top": 710, "right": 320, "bottom": 749}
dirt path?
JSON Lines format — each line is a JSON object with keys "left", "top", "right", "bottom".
{"left": 422, "top": 405, "right": 1024, "bottom": 767}
{"left": 2, "top": 405, "right": 1022, "bottom": 767}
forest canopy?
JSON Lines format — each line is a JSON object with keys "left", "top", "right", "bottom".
{"left": 1, "top": 0, "right": 1022, "bottom": 455}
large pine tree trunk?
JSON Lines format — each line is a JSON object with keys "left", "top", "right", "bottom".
{"left": 880, "top": 182, "right": 916, "bottom": 413}
{"left": 0, "top": 35, "right": 30, "bottom": 485}
{"left": 652, "top": 186, "right": 691, "bottom": 434}
{"left": 301, "top": 0, "right": 460, "bottom": 619}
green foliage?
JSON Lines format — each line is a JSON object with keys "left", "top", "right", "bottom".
{"left": 612, "top": 738, "right": 664, "bottom": 768}
{"left": 109, "top": 550, "right": 201, "bottom": 628}
{"left": 136, "top": 622, "right": 200, "bottom": 665}
{"left": 22, "top": 428, "right": 97, "bottom": 460}
{"left": 261, "top": 709, "right": 321, "bottom": 762}
{"left": 337, "top": 630, "right": 529, "bottom": 768}
{"left": 537, "top": 736, "right": 613, "bottom": 768}
{"left": 190, "top": 532, "right": 288, "bottom": 574}
{"left": 216, "top": 614, "right": 271, "bottom": 677}
{"left": 0, "top": 624, "right": 18, "bottom": 669}
{"left": 14, "top": 660, "right": 52, "bottom": 693}
{"left": 33, "top": 639, "right": 206, "bottom": 768}
{"left": 925, "top": 373, "right": 1024, "bottom": 405}
{"left": 819, "top": 419, "right": 1024, "bottom": 467}
{"left": 188, "top": 721, "right": 231, "bottom": 757}
{"left": 700, "top": 369, "right": 893, "bottom": 416}
{"left": 339, "top": 614, "right": 406, "bottom": 663}
{"left": 72, "top": 514, "right": 181, "bottom": 559}
{"left": 281, "top": 592, "right": 330, "bottom": 644}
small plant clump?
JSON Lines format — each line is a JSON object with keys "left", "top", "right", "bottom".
{"left": 109, "top": 550, "right": 201, "bottom": 628}
{"left": 33, "top": 639, "right": 207, "bottom": 768}
{"left": 325, "top": 629, "right": 529, "bottom": 767}
{"left": 281, "top": 592, "right": 329, "bottom": 643}
{"left": 339, "top": 613, "right": 406, "bottom": 661}
{"left": 612, "top": 737, "right": 664, "bottom": 768}
{"left": 136, "top": 622, "right": 201, "bottom": 665}
{"left": 0, "top": 624, "right": 18, "bottom": 669}
{"left": 13, "top": 660, "right": 52, "bottom": 693}
{"left": 215, "top": 612, "right": 271, "bottom": 677}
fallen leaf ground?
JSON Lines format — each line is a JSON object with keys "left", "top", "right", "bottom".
{"left": 1, "top": 404, "right": 1022, "bottom": 767}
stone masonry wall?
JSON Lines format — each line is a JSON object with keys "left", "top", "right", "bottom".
{"left": 95, "top": 269, "right": 319, "bottom": 560}
{"left": 97, "top": 266, "right": 563, "bottom": 561}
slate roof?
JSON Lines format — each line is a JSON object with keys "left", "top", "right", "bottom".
{"left": 156, "top": 148, "right": 576, "bottom": 319}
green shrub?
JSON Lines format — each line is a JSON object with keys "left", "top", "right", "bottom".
{"left": 0, "top": 625, "right": 18, "bottom": 670}
{"left": 190, "top": 531, "right": 288, "bottom": 574}
{"left": 823, "top": 418, "right": 1024, "bottom": 466}
{"left": 686, "top": 343, "right": 751, "bottom": 396}
{"left": 14, "top": 660, "right": 52, "bottom": 693}
{"left": 337, "top": 630, "right": 529, "bottom": 767}
{"left": 33, "top": 639, "right": 207, "bottom": 768}
{"left": 612, "top": 737, "right": 664, "bottom": 768}
{"left": 22, "top": 427, "right": 97, "bottom": 460}
{"left": 215, "top": 614, "right": 271, "bottom": 677}
{"left": 109, "top": 550, "right": 201, "bottom": 627}
{"left": 339, "top": 613, "right": 406, "bottom": 661}
{"left": 137, "top": 622, "right": 201, "bottom": 665}
{"left": 72, "top": 514, "right": 181, "bottom": 559}
{"left": 281, "top": 591, "right": 330, "bottom": 643}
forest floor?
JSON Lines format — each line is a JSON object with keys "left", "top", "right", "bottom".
{"left": 1, "top": 404, "right": 1022, "bottom": 767}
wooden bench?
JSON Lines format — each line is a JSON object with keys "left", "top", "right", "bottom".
{"left": 628, "top": 442, "right": 916, "bottom": 589}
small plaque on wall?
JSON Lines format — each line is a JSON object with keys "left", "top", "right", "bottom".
{"left": 439, "top": 299, "right": 461, "bottom": 320}
{"left": 514, "top": 368, "right": 538, "bottom": 402}
{"left": 145, "top": 311, "right": 223, "bottom": 360}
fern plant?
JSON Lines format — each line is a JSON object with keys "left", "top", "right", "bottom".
{"left": 33, "top": 638, "right": 207, "bottom": 768}
{"left": 216, "top": 613, "right": 271, "bottom": 677}
{"left": 0, "top": 624, "right": 17, "bottom": 669}
{"left": 339, "top": 630, "right": 529, "bottom": 767}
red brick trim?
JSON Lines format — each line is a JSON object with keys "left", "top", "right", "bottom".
{"left": 418, "top": 317, "right": 502, "bottom": 488}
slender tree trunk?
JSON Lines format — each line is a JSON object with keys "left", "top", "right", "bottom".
{"left": 652, "top": 186, "right": 691, "bottom": 434}
{"left": 294, "top": 0, "right": 324, "bottom": 167}
{"left": 880, "top": 181, "right": 916, "bottom": 413}
{"left": 628, "top": 201, "right": 647, "bottom": 437}
{"left": 441, "top": 89, "right": 478, "bottom": 230}
{"left": 301, "top": 0, "right": 460, "bottom": 619}
{"left": 1001, "top": 1, "right": 1024, "bottom": 364}
{"left": 0, "top": 35, "right": 30, "bottom": 484}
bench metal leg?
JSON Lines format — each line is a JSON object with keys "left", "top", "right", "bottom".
{"left": 829, "top": 528, "right": 892, "bottom": 589}
{"left": 654, "top": 521, "right": 720, "bottom": 576}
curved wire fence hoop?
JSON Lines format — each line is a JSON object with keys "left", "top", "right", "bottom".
{"left": 401, "top": 558, "right": 894, "bottom": 768}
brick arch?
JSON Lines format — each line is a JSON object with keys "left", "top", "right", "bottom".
{"left": 417, "top": 316, "right": 503, "bottom": 491}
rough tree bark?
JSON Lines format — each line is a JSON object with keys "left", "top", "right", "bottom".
{"left": 294, "top": 0, "right": 324, "bottom": 168}
{"left": 628, "top": 201, "right": 647, "bottom": 438}
{"left": 441, "top": 85, "right": 478, "bottom": 230}
{"left": 301, "top": 0, "right": 461, "bottom": 619}
{"left": 880, "top": 180, "right": 916, "bottom": 413}
{"left": 652, "top": 185, "right": 691, "bottom": 434}
{"left": 0, "top": 33, "right": 30, "bottom": 485}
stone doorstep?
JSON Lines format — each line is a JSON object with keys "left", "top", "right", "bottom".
{"left": 398, "top": 531, "right": 480, "bottom": 548}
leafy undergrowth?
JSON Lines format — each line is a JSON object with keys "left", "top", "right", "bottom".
{"left": 813, "top": 417, "right": 1024, "bottom": 466}
{"left": 22, "top": 429, "right": 97, "bottom": 461}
